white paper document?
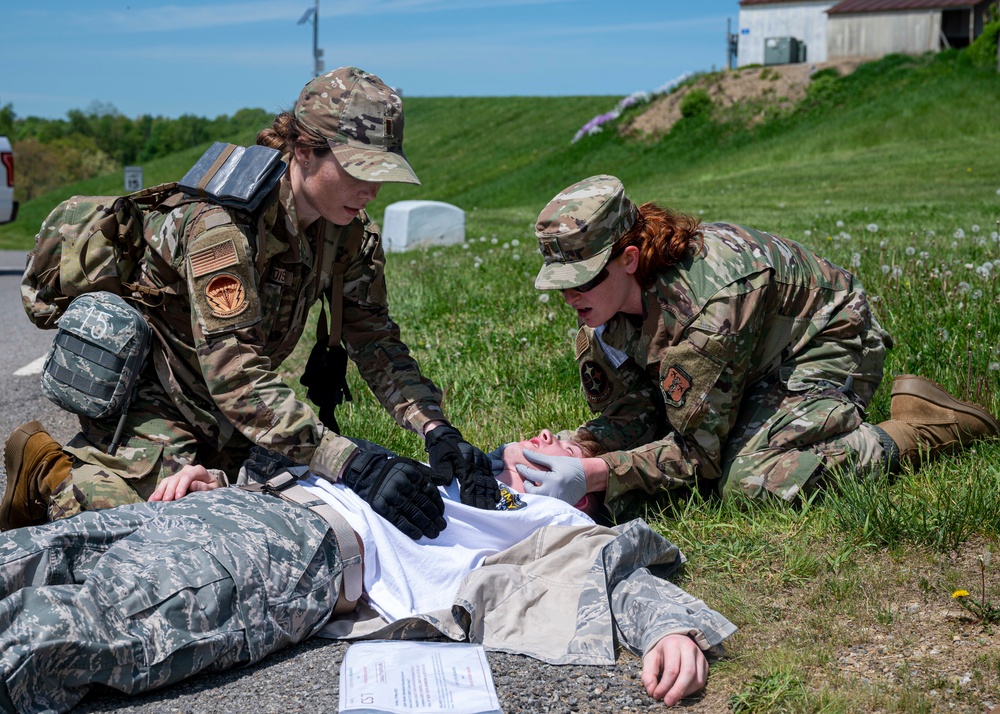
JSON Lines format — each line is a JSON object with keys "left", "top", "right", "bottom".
{"left": 338, "top": 641, "right": 502, "bottom": 714}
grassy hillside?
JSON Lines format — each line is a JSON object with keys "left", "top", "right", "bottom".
{"left": 3, "top": 50, "right": 1000, "bottom": 711}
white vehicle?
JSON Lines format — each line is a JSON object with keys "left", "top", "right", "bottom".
{"left": 0, "top": 136, "right": 17, "bottom": 224}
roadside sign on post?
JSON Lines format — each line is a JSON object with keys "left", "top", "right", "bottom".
{"left": 124, "top": 166, "right": 143, "bottom": 192}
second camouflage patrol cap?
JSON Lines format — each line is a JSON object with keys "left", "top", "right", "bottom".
{"left": 533, "top": 175, "right": 637, "bottom": 290}
{"left": 294, "top": 66, "right": 420, "bottom": 185}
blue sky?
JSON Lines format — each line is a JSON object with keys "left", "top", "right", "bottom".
{"left": 2, "top": 0, "right": 742, "bottom": 120}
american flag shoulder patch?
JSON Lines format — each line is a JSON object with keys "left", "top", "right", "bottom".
{"left": 190, "top": 239, "right": 239, "bottom": 278}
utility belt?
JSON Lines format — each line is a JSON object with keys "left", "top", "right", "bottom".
{"left": 240, "top": 472, "right": 362, "bottom": 615}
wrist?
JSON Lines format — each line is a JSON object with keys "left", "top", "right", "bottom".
{"left": 582, "top": 457, "right": 609, "bottom": 493}
{"left": 422, "top": 420, "right": 448, "bottom": 437}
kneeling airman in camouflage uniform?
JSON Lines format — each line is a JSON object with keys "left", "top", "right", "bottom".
{"left": 1, "top": 67, "right": 498, "bottom": 538}
{"left": 513, "top": 175, "right": 1000, "bottom": 511}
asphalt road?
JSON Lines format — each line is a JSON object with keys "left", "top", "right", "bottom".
{"left": 0, "top": 251, "right": 664, "bottom": 714}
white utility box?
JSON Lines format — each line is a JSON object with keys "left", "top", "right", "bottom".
{"left": 382, "top": 200, "right": 465, "bottom": 253}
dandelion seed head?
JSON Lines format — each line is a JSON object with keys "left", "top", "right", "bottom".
{"left": 511, "top": 239, "right": 520, "bottom": 247}
{"left": 905, "top": 246, "right": 916, "bottom": 256}
{"left": 850, "top": 253, "right": 861, "bottom": 268}
{"left": 512, "top": 253, "right": 521, "bottom": 261}
{"left": 804, "top": 229, "right": 812, "bottom": 237}
{"left": 972, "top": 225, "right": 980, "bottom": 233}
{"left": 867, "top": 223, "right": 879, "bottom": 233}
{"left": 836, "top": 220, "right": 844, "bottom": 228}
{"left": 881, "top": 264, "right": 891, "bottom": 274}
{"left": 954, "top": 228, "right": 966, "bottom": 239}
{"left": 972, "top": 289, "right": 983, "bottom": 300}
{"left": 538, "top": 293, "right": 550, "bottom": 303}
{"left": 957, "top": 281, "right": 971, "bottom": 294}
{"left": 990, "top": 362, "right": 1000, "bottom": 371}
{"left": 892, "top": 266, "right": 903, "bottom": 278}
{"left": 879, "top": 240, "right": 888, "bottom": 249}
{"left": 920, "top": 251, "right": 930, "bottom": 260}
{"left": 490, "top": 237, "right": 498, "bottom": 245}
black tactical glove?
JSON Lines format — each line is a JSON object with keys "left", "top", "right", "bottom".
{"left": 425, "top": 425, "right": 501, "bottom": 510}
{"left": 341, "top": 451, "right": 447, "bottom": 540}
{"left": 300, "top": 342, "right": 352, "bottom": 433}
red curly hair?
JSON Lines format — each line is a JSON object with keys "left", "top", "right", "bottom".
{"left": 610, "top": 202, "right": 703, "bottom": 289}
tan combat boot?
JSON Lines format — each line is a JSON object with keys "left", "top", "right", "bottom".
{"left": 0, "top": 421, "right": 72, "bottom": 531}
{"left": 877, "top": 375, "right": 1000, "bottom": 467}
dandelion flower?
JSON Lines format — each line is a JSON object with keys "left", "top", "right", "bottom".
{"left": 538, "top": 293, "right": 550, "bottom": 303}
{"left": 952, "top": 590, "right": 970, "bottom": 598}
{"left": 867, "top": 223, "right": 879, "bottom": 233}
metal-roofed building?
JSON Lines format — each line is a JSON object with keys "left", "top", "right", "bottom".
{"left": 827, "top": 0, "right": 994, "bottom": 58}
{"left": 737, "top": 0, "right": 838, "bottom": 65}
{"left": 738, "top": 0, "right": 994, "bottom": 66}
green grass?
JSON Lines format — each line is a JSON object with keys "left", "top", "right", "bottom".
{"left": 4, "top": 50, "right": 1000, "bottom": 710}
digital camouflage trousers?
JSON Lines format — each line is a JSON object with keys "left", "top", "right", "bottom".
{"left": 0, "top": 488, "right": 343, "bottom": 714}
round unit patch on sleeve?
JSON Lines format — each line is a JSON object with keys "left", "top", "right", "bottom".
{"left": 205, "top": 273, "right": 249, "bottom": 318}
{"left": 580, "top": 360, "right": 613, "bottom": 403}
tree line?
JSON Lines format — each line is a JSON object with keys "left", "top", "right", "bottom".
{"left": 0, "top": 101, "right": 272, "bottom": 201}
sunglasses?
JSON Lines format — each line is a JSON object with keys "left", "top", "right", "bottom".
{"left": 569, "top": 267, "right": 610, "bottom": 293}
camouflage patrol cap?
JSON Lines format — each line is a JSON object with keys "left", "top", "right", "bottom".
{"left": 294, "top": 66, "right": 420, "bottom": 185}
{"left": 533, "top": 175, "right": 637, "bottom": 290}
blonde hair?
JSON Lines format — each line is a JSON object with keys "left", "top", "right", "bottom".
{"left": 256, "top": 111, "right": 330, "bottom": 156}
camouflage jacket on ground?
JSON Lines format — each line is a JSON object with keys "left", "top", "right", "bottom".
{"left": 135, "top": 171, "right": 445, "bottom": 480}
{"left": 321, "top": 517, "right": 737, "bottom": 663}
{"left": 576, "top": 222, "right": 869, "bottom": 501}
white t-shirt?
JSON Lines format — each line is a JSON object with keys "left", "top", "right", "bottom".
{"left": 301, "top": 475, "right": 594, "bottom": 623}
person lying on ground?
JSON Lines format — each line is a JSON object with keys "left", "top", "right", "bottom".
{"left": 0, "top": 442, "right": 735, "bottom": 714}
